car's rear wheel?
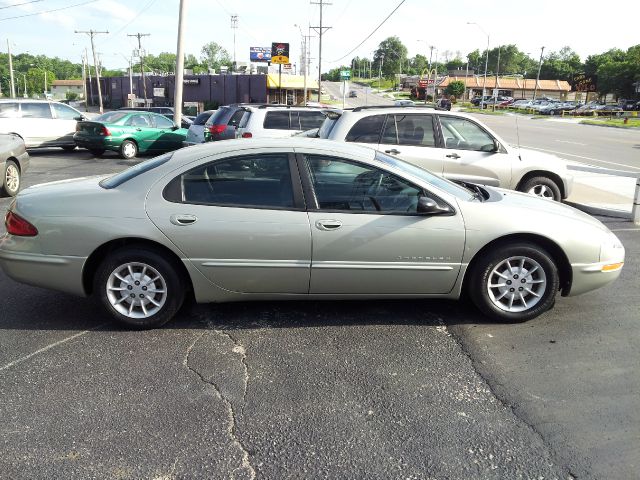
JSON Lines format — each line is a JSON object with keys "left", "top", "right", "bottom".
{"left": 519, "top": 176, "right": 561, "bottom": 201}
{"left": 94, "top": 248, "right": 185, "bottom": 329}
{"left": 120, "top": 140, "right": 138, "bottom": 159}
{"left": 1, "top": 160, "right": 20, "bottom": 197}
{"left": 469, "top": 243, "right": 559, "bottom": 322}
{"left": 89, "top": 148, "right": 105, "bottom": 157}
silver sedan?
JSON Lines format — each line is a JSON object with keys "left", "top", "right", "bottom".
{"left": 0, "top": 139, "right": 625, "bottom": 328}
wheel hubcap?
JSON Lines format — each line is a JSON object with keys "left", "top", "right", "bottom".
{"left": 123, "top": 143, "right": 136, "bottom": 157}
{"left": 5, "top": 164, "right": 19, "bottom": 192}
{"left": 106, "top": 262, "right": 167, "bottom": 318}
{"left": 487, "top": 256, "right": 546, "bottom": 312}
{"left": 527, "top": 184, "right": 553, "bottom": 199}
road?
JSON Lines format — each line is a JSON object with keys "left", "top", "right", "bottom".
{"left": 323, "top": 81, "right": 395, "bottom": 109}
{"left": 1, "top": 120, "right": 639, "bottom": 478}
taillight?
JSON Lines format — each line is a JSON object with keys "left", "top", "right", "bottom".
{"left": 241, "top": 132, "right": 252, "bottom": 138}
{"left": 5, "top": 211, "right": 38, "bottom": 237}
{"left": 208, "top": 124, "right": 226, "bottom": 135}
{"left": 99, "top": 125, "right": 111, "bottom": 136}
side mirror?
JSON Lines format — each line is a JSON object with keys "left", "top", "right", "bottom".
{"left": 74, "top": 116, "right": 85, "bottom": 121}
{"left": 417, "top": 196, "right": 453, "bottom": 215}
{"left": 480, "top": 140, "right": 499, "bottom": 153}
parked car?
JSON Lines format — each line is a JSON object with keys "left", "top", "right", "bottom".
{"left": 74, "top": 111, "right": 187, "bottom": 159}
{"left": 0, "top": 138, "right": 624, "bottom": 329}
{"left": 471, "top": 95, "right": 492, "bottom": 106}
{"left": 317, "top": 106, "right": 573, "bottom": 201}
{"left": 203, "top": 105, "right": 250, "bottom": 142}
{"left": 394, "top": 99, "right": 416, "bottom": 107}
{"left": 183, "top": 110, "right": 216, "bottom": 147}
{"left": 539, "top": 102, "right": 577, "bottom": 115}
{"left": 236, "top": 105, "right": 335, "bottom": 139}
{"left": 1, "top": 133, "right": 29, "bottom": 197}
{"left": 618, "top": 99, "right": 639, "bottom": 111}
{"left": 510, "top": 99, "right": 531, "bottom": 109}
{"left": 348, "top": 90, "right": 358, "bottom": 98}
{"left": 436, "top": 97, "right": 452, "bottom": 111}
{"left": 0, "top": 99, "right": 87, "bottom": 150}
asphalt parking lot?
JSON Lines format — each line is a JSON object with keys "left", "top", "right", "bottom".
{"left": 1, "top": 145, "right": 638, "bottom": 479}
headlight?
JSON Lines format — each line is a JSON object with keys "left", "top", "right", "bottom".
{"left": 600, "top": 231, "right": 625, "bottom": 264}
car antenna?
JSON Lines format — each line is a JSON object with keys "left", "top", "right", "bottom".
{"left": 515, "top": 114, "right": 522, "bottom": 161}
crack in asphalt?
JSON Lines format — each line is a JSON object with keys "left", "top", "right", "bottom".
{"left": 445, "top": 320, "right": 575, "bottom": 480}
{"left": 184, "top": 329, "right": 255, "bottom": 480}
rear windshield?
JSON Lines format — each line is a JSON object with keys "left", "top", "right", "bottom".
{"left": 193, "top": 111, "right": 213, "bottom": 125}
{"left": 100, "top": 153, "right": 173, "bottom": 189}
{"left": 318, "top": 115, "right": 339, "bottom": 138}
{"left": 96, "top": 111, "right": 129, "bottom": 123}
{"left": 207, "top": 106, "right": 234, "bottom": 125}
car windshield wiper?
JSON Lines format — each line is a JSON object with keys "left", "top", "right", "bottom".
{"left": 453, "top": 180, "right": 486, "bottom": 201}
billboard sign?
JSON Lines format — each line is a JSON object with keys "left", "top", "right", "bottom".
{"left": 572, "top": 73, "right": 597, "bottom": 92}
{"left": 250, "top": 47, "right": 271, "bottom": 63}
{"left": 271, "top": 42, "right": 290, "bottom": 64}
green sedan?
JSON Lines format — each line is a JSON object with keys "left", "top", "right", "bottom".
{"left": 74, "top": 111, "right": 188, "bottom": 159}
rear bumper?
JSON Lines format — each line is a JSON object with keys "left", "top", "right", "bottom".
{"left": 0, "top": 247, "right": 87, "bottom": 297}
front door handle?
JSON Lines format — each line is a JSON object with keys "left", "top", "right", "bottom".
{"left": 446, "top": 153, "right": 461, "bottom": 159}
{"left": 385, "top": 148, "right": 401, "bottom": 155}
{"left": 315, "top": 219, "right": 342, "bottom": 231}
{"left": 170, "top": 214, "right": 198, "bottom": 226}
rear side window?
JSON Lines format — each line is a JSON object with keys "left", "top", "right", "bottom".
{"left": 344, "top": 115, "right": 385, "bottom": 144}
{"left": 382, "top": 114, "right": 436, "bottom": 147}
{"left": 0, "top": 103, "right": 19, "bottom": 118}
{"left": 263, "top": 111, "right": 290, "bottom": 129}
{"left": 299, "top": 111, "right": 325, "bottom": 129}
{"left": 153, "top": 114, "right": 175, "bottom": 129}
{"left": 21, "top": 103, "right": 52, "bottom": 119}
{"left": 193, "top": 111, "right": 213, "bottom": 125}
{"left": 228, "top": 109, "right": 246, "bottom": 127}
{"left": 168, "top": 154, "right": 294, "bottom": 209}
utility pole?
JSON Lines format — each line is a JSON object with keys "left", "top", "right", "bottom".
{"left": 378, "top": 53, "right": 384, "bottom": 92}
{"left": 81, "top": 53, "right": 88, "bottom": 111}
{"left": 533, "top": 46, "right": 545, "bottom": 101}
{"left": 84, "top": 48, "right": 94, "bottom": 107}
{"left": 75, "top": 29, "right": 108, "bottom": 113}
{"left": 7, "top": 39, "right": 16, "bottom": 98}
{"left": 231, "top": 14, "right": 238, "bottom": 73}
{"left": 311, "top": 0, "right": 331, "bottom": 102}
{"left": 173, "top": 0, "right": 187, "bottom": 125}
{"left": 128, "top": 32, "right": 150, "bottom": 105}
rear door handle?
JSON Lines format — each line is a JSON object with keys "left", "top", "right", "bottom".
{"left": 170, "top": 214, "right": 198, "bottom": 226}
{"left": 385, "top": 149, "right": 401, "bottom": 155}
{"left": 315, "top": 220, "right": 342, "bottom": 231}
{"left": 446, "top": 153, "right": 461, "bottom": 159}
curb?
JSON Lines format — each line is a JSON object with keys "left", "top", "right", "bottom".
{"left": 565, "top": 201, "right": 632, "bottom": 220}
{"left": 579, "top": 121, "right": 640, "bottom": 130}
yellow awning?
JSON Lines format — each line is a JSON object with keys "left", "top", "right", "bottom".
{"left": 267, "top": 74, "right": 319, "bottom": 90}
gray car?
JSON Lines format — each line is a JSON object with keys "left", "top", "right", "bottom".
{"left": 0, "top": 139, "right": 624, "bottom": 329}
{"left": 1, "top": 133, "right": 30, "bottom": 197}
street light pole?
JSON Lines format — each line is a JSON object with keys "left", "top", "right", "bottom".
{"left": 467, "top": 22, "right": 489, "bottom": 98}
{"left": 7, "top": 39, "right": 16, "bottom": 98}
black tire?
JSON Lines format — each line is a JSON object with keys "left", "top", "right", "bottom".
{"left": 549, "top": 110, "right": 556, "bottom": 116}
{"left": 89, "top": 149, "right": 105, "bottom": 157}
{"left": 120, "top": 139, "right": 138, "bottom": 159}
{"left": 62, "top": 145, "right": 76, "bottom": 152}
{"left": 469, "top": 243, "right": 559, "bottom": 322}
{"left": 1, "top": 160, "right": 20, "bottom": 197}
{"left": 94, "top": 247, "right": 185, "bottom": 329}
{"left": 519, "top": 176, "right": 562, "bottom": 201}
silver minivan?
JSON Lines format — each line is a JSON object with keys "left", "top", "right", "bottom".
{"left": 0, "top": 99, "right": 87, "bottom": 149}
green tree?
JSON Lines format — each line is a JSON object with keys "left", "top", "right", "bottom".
{"left": 373, "top": 36, "right": 408, "bottom": 78}
{"left": 200, "top": 41, "right": 232, "bottom": 72}
{"left": 445, "top": 80, "right": 465, "bottom": 98}
{"left": 540, "top": 47, "right": 582, "bottom": 81}
{"left": 146, "top": 52, "right": 177, "bottom": 74}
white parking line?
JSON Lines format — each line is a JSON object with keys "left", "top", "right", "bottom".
{"left": 0, "top": 324, "right": 107, "bottom": 372}
{"left": 521, "top": 145, "right": 640, "bottom": 170}
{"left": 556, "top": 140, "right": 587, "bottom": 145}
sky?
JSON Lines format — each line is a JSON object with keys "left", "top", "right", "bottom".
{"left": 1, "top": 0, "right": 639, "bottom": 75}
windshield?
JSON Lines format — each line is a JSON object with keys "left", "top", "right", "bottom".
{"left": 375, "top": 151, "right": 475, "bottom": 201}
{"left": 100, "top": 153, "right": 173, "bottom": 189}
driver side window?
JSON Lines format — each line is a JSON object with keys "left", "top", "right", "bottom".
{"left": 305, "top": 155, "right": 423, "bottom": 214}
{"left": 440, "top": 117, "right": 495, "bottom": 151}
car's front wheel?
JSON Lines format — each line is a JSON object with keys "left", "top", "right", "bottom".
{"left": 469, "top": 243, "right": 559, "bottom": 322}
{"left": 120, "top": 140, "right": 138, "bottom": 159}
{"left": 94, "top": 247, "right": 185, "bottom": 329}
{"left": 1, "top": 160, "right": 20, "bottom": 197}
{"left": 519, "top": 176, "right": 561, "bottom": 201}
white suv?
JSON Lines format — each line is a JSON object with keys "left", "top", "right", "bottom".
{"left": 0, "top": 99, "right": 87, "bottom": 150}
{"left": 237, "top": 105, "right": 336, "bottom": 139}
{"left": 318, "top": 106, "right": 573, "bottom": 201}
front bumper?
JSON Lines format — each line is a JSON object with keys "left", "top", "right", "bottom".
{"left": 567, "top": 260, "right": 624, "bottom": 296}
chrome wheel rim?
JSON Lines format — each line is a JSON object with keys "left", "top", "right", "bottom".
{"left": 106, "top": 262, "right": 167, "bottom": 318}
{"left": 123, "top": 142, "right": 136, "bottom": 158}
{"left": 527, "top": 184, "right": 554, "bottom": 199}
{"left": 5, "top": 164, "right": 19, "bottom": 193}
{"left": 487, "top": 256, "right": 546, "bottom": 313}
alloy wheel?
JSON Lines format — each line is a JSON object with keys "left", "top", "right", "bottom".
{"left": 106, "top": 262, "right": 167, "bottom": 318}
{"left": 487, "top": 256, "right": 547, "bottom": 312}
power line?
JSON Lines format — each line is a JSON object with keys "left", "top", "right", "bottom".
{"left": 106, "top": 0, "right": 159, "bottom": 39}
{"left": 0, "top": 0, "right": 43, "bottom": 10}
{"left": 0, "top": 0, "right": 99, "bottom": 21}
{"left": 331, "top": 0, "right": 406, "bottom": 62}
